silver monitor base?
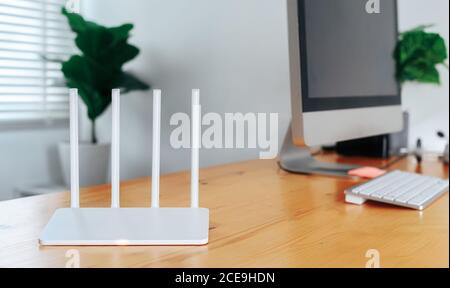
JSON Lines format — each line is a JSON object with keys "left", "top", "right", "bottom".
{"left": 279, "top": 125, "right": 360, "bottom": 177}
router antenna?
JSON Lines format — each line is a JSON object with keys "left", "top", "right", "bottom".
{"left": 70, "top": 89, "right": 80, "bottom": 208}
{"left": 111, "top": 89, "right": 121, "bottom": 208}
{"left": 191, "top": 89, "right": 201, "bottom": 208}
{"left": 40, "top": 88, "right": 210, "bottom": 246}
{"left": 152, "top": 90, "right": 162, "bottom": 208}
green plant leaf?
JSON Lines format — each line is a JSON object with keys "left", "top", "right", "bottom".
{"left": 62, "top": 8, "right": 88, "bottom": 33}
{"left": 116, "top": 72, "right": 150, "bottom": 93}
{"left": 62, "top": 56, "right": 112, "bottom": 120}
{"left": 61, "top": 8, "right": 150, "bottom": 142}
{"left": 395, "top": 26, "right": 448, "bottom": 85}
{"left": 401, "top": 59, "right": 440, "bottom": 84}
{"left": 109, "top": 24, "right": 134, "bottom": 43}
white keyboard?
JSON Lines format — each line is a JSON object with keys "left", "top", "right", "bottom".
{"left": 345, "top": 170, "right": 449, "bottom": 210}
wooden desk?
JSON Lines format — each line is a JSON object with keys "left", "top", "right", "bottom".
{"left": 0, "top": 154, "right": 448, "bottom": 268}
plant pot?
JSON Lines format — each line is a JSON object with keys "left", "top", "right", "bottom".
{"left": 58, "top": 142, "right": 111, "bottom": 188}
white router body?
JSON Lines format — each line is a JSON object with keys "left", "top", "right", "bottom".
{"left": 40, "top": 89, "right": 209, "bottom": 246}
{"left": 40, "top": 208, "right": 209, "bottom": 246}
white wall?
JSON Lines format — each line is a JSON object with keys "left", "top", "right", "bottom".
{"left": 81, "top": 0, "right": 291, "bottom": 180}
{"left": 398, "top": 0, "right": 449, "bottom": 151}
{"left": 0, "top": 128, "right": 67, "bottom": 200}
{"left": 82, "top": 0, "right": 449, "bottom": 182}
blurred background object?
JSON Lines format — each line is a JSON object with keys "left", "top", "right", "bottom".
{"left": 437, "top": 131, "right": 449, "bottom": 164}
{"left": 395, "top": 25, "right": 448, "bottom": 85}
{"left": 335, "top": 22, "right": 448, "bottom": 159}
{"left": 58, "top": 9, "right": 149, "bottom": 187}
{"left": 0, "top": 0, "right": 448, "bottom": 201}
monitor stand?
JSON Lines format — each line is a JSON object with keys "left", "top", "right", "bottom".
{"left": 279, "top": 125, "right": 360, "bottom": 177}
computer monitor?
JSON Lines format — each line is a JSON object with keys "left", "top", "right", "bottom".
{"left": 281, "top": 0, "right": 403, "bottom": 176}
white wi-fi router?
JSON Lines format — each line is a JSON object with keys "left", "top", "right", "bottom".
{"left": 39, "top": 89, "right": 209, "bottom": 246}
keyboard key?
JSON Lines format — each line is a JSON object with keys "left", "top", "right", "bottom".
{"left": 370, "top": 175, "right": 411, "bottom": 198}
{"left": 353, "top": 171, "right": 400, "bottom": 194}
{"left": 394, "top": 181, "right": 438, "bottom": 204}
{"left": 382, "top": 178, "right": 425, "bottom": 201}
{"left": 408, "top": 181, "right": 450, "bottom": 206}
{"left": 359, "top": 173, "right": 405, "bottom": 196}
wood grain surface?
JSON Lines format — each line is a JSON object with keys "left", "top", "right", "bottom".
{"left": 0, "top": 154, "right": 448, "bottom": 268}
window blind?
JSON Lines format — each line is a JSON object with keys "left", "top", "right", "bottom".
{"left": 0, "top": 0, "right": 74, "bottom": 124}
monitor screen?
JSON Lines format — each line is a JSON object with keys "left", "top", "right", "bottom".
{"left": 298, "top": 0, "right": 401, "bottom": 112}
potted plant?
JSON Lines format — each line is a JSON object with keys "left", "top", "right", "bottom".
{"left": 394, "top": 25, "right": 448, "bottom": 152}
{"left": 58, "top": 8, "right": 150, "bottom": 187}
{"left": 395, "top": 25, "right": 448, "bottom": 84}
